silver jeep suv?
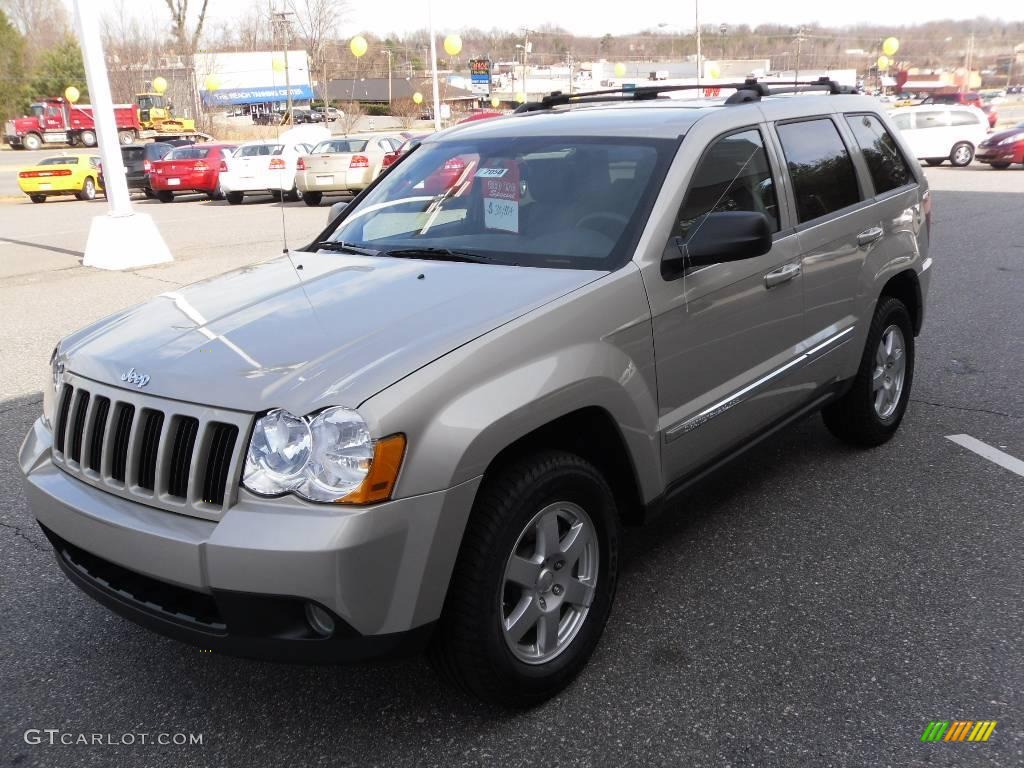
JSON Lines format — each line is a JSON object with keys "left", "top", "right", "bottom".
{"left": 20, "top": 81, "right": 931, "bottom": 707}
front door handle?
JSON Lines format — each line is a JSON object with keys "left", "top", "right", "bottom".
{"left": 764, "top": 262, "right": 801, "bottom": 288}
{"left": 857, "top": 226, "right": 884, "bottom": 246}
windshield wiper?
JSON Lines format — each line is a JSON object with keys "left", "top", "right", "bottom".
{"left": 307, "top": 241, "right": 380, "bottom": 256}
{"left": 382, "top": 247, "right": 493, "bottom": 264}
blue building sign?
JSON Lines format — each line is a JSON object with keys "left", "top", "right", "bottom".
{"left": 202, "top": 84, "right": 315, "bottom": 106}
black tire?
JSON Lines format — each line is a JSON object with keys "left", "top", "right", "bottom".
{"left": 143, "top": 187, "right": 156, "bottom": 199}
{"left": 156, "top": 190, "right": 174, "bottom": 203}
{"left": 285, "top": 187, "right": 302, "bottom": 202}
{"left": 991, "top": 162, "right": 1011, "bottom": 170}
{"left": 208, "top": 188, "right": 224, "bottom": 200}
{"left": 303, "top": 191, "right": 323, "bottom": 206}
{"left": 226, "top": 191, "right": 244, "bottom": 205}
{"left": 949, "top": 142, "right": 974, "bottom": 167}
{"left": 269, "top": 190, "right": 283, "bottom": 201}
{"left": 30, "top": 194, "right": 46, "bottom": 204}
{"left": 430, "top": 451, "right": 620, "bottom": 708}
{"left": 924, "top": 158, "right": 944, "bottom": 166}
{"left": 118, "top": 130, "right": 135, "bottom": 145}
{"left": 76, "top": 176, "right": 97, "bottom": 201}
{"left": 80, "top": 130, "right": 97, "bottom": 148}
{"left": 823, "top": 296, "right": 915, "bottom": 447}
{"left": 23, "top": 133, "right": 42, "bottom": 151}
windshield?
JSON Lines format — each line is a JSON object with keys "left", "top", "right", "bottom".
{"left": 324, "top": 135, "right": 673, "bottom": 270}
{"left": 312, "top": 139, "right": 368, "bottom": 154}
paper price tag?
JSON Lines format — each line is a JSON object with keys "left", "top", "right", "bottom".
{"left": 480, "top": 163, "right": 520, "bottom": 233}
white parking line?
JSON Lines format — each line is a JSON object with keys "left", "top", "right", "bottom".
{"left": 946, "top": 434, "right": 1024, "bottom": 478}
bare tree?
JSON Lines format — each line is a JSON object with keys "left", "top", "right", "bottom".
{"left": 163, "top": 0, "right": 211, "bottom": 54}
{"left": 1, "top": 0, "right": 70, "bottom": 58}
{"left": 390, "top": 97, "right": 420, "bottom": 129}
{"left": 337, "top": 100, "right": 363, "bottom": 134}
{"left": 287, "top": 0, "right": 349, "bottom": 102}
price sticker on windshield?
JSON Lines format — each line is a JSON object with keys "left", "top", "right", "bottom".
{"left": 481, "top": 162, "right": 520, "bottom": 233}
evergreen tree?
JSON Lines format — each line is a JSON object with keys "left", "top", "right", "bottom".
{"left": 28, "top": 35, "right": 87, "bottom": 102}
{"left": 0, "top": 9, "right": 29, "bottom": 118}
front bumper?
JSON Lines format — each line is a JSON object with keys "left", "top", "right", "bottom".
{"left": 976, "top": 147, "right": 1023, "bottom": 165}
{"left": 20, "top": 417, "right": 480, "bottom": 661}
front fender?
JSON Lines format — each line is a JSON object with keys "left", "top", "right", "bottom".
{"left": 358, "top": 264, "right": 662, "bottom": 504}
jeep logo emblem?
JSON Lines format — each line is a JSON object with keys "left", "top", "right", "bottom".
{"left": 120, "top": 367, "right": 150, "bottom": 388}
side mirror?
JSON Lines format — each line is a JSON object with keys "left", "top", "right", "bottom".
{"left": 327, "top": 200, "right": 349, "bottom": 224}
{"left": 662, "top": 210, "right": 772, "bottom": 275}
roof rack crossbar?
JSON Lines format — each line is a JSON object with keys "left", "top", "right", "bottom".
{"left": 515, "top": 77, "right": 855, "bottom": 113}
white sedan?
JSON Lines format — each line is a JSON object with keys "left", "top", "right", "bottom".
{"left": 219, "top": 139, "right": 314, "bottom": 204}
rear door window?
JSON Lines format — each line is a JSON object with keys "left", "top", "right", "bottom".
{"left": 915, "top": 111, "right": 947, "bottom": 129}
{"left": 892, "top": 113, "right": 911, "bottom": 130}
{"left": 236, "top": 144, "right": 280, "bottom": 157}
{"left": 677, "top": 128, "right": 780, "bottom": 239}
{"left": 950, "top": 110, "right": 982, "bottom": 126}
{"left": 843, "top": 114, "right": 914, "bottom": 194}
{"left": 775, "top": 118, "right": 862, "bottom": 224}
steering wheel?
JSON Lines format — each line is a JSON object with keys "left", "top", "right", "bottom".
{"left": 575, "top": 211, "right": 630, "bottom": 239}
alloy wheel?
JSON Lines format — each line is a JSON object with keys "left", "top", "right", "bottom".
{"left": 500, "top": 501, "right": 599, "bottom": 665}
{"left": 872, "top": 324, "right": 906, "bottom": 419}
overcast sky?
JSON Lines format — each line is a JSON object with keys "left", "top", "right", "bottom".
{"left": 61, "top": 0, "right": 1023, "bottom": 38}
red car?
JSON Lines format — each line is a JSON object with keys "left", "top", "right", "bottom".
{"left": 920, "top": 92, "right": 998, "bottom": 129}
{"left": 149, "top": 143, "right": 237, "bottom": 202}
{"left": 381, "top": 133, "right": 430, "bottom": 171}
{"left": 976, "top": 122, "right": 1024, "bottom": 169}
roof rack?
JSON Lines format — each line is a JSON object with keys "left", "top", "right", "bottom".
{"left": 514, "top": 77, "right": 857, "bottom": 113}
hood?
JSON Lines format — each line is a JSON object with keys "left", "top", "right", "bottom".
{"left": 62, "top": 252, "right": 602, "bottom": 414}
{"left": 981, "top": 126, "right": 1024, "bottom": 145}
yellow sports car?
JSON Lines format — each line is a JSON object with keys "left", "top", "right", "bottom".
{"left": 17, "top": 154, "right": 104, "bottom": 203}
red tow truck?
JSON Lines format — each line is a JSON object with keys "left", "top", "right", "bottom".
{"left": 3, "top": 96, "right": 206, "bottom": 151}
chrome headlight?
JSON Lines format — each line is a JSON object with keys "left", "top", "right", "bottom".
{"left": 998, "top": 132, "right": 1024, "bottom": 145}
{"left": 242, "top": 406, "right": 405, "bottom": 504}
{"left": 41, "top": 347, "right": 63, "bottom": 429}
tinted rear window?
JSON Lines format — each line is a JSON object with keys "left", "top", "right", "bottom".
{"left": 236, "top": 144, "right": 281, "bottom": 157}
{"left": 312, "top": 139, "right": 368, "bottom": 154}
{"left": 844, "top": 114, "right": 914, "bottom": 194}
{"left": 776, "top": 118, "right": 862, "bottom": 224}
{"left": 950, "top": 110, "right": 983, "bottom": 126}
{"left": 169, "top": 147, "right": 211, "bottom": 160}
{"left": 38, "top": 156, "right": 78, "bottom": 166}
{"left": 122, "top": 147, "right": 146, "bottom": 162}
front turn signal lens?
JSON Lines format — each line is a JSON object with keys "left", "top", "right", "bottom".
{"left": 338, "top": 434, "right": 406, "bottom": 505}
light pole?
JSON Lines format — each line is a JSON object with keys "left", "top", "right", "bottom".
{"left": 383, "top": 48, "right": 393, "bottom": 104}
{"left": 657, "top": 22, "right": 677, "bottom": 61}
{"left": 695, "top": 1, "right": 702, "bottom": 96}
{"left": 272, "top": 11, "right": 295, "bottom": 120}
{"left": 428, "top": 0, "right": 441, "bottom": 130}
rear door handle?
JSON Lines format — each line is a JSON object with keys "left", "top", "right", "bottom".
{"left": 764, "top": 262, "right": 801, "bottom": 288}
{"left": 857, "top": 226, "right": 884, "bottom": 246}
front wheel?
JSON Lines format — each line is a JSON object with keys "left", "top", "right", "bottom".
{"left": 80, "top": 130, "right": 97, "bottom": 148}
{"left": 302, "top": 191, "right": 323, "bottom": 207}
{"left": 823, "top": 296, "right": 915, "bottom": 447}
{"left": 226, "top": 191, "right": 244, "bottom": 205}
{"left": 949, "top": 142, "right": 974, "bottom": 167}
{"left": 285, "top": 187, "right": 302, "bottom": 202}
{"left": 431, "top": 451, "right": 620, "bottom": 707}
{"left": 77, "top": 176, "right": 97, "bottom": 201}
{"left": 23, "top": 133, "right": 42, "bottom": 151}
{"left": 118, "top": 130, "right": 135, "bottom": 145}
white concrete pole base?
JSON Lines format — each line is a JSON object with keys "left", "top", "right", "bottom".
{"left": 82, "top": 213, "right": 174, "bottom": 270}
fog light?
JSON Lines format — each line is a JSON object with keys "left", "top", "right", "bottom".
{"left": 305, "top": 603, "right": 336, "bottom": 637}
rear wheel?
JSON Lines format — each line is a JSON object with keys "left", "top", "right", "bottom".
{"left": 156, "top": 190, "right": 174, "bottom": 203}
{"left": 143, "top": 187, "right": 156, "bottom": 199}
{"left": 77, "top": 176, "right": 97, "bottom": 201}
{"left": 430, "top": 451, "right": 620, "bottom": 707}
{"left": 23, "top": 133, "right": 42, "bottom": 151}
{"left": 823, "top": 296, "right": 914, "bottom": 447}
{"left": 991, "top": 162, "right": 1011, "bottom": 170}
{"left": 285, "top": 187, "right": 303, "bottom": 202}
{"left": 924, "top": 158, "right": 944, "bottom": 166}
{"left": 226, "top": 191, "right": 244, "bottom": 205}
{"left": 30, "top": 194, "right": 46, "bottom": 204}
{"left": 80, "top": 130, "right": 97, "bottom": 148}
{"left": 303, "top": 191, "right": 323, "bottom": 207}
{"left": 950, "top": 142, "right": 974, "bottom": 167}
{"left": 117, "top": 130, "right": 135, "bottom": 144}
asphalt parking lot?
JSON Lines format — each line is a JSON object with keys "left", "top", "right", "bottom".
{"left": 0, "top": 166, "right": 1022, "bottom": 767}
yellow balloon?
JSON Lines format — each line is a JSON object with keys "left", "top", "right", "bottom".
{"left": 64, "top": 86, "right": 80, "bottom": 103}
{"left": 877, "top": 55, "right": 890, "bottom": 70}
{"left": 272, "top": 56, "right": 286, "bottom": 73}
{"left": 204, "top": 75, "right": 221, "bottom": 92}
{"left": 412, "top": 91, "right": 423, "bottom": 104}
{"left": 151, "top": 76, "right": 168, "bottom": 94}
{"left": 515, "top": 92, "right": 526, "bottom": 103}
{"left": 708, "top": 66, "right": 721, "bottom": 79}
{"left": 443, "top": 34, "right": 463, "bottom": 57}
{"left": 490, "top": 97, "right": 500, "bottom": 108}
{"left": 882, "top": 37, "right": 900, "bottom": 57}
{"left": 613, "top": 62, "right": 626, "bottom": 77}
{"left": 350, "top": 35, "right": 368, "bottom": 58}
